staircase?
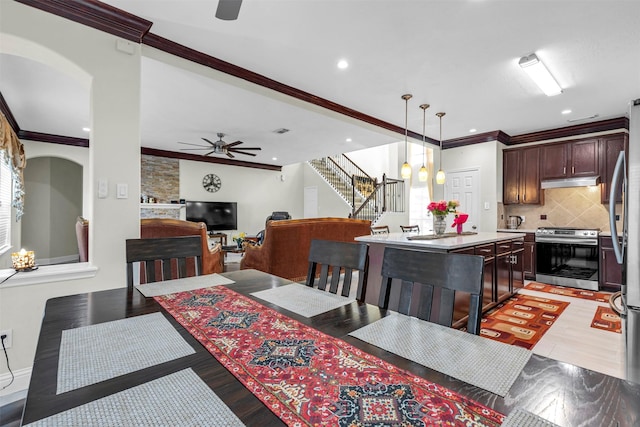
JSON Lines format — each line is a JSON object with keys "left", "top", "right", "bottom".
{"left": 308, "top": 155, "right": 405, "bottom": 223}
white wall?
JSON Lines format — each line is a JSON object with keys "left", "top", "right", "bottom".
{"left": 0, "top": 2, "right": 141, "bottom": 383}
{"left": 303, "top": 163, "right": 353, "bottom": 218}
{"left": 346, "top": 143, "right": 399, "bottom": 181}
{"left": 180, "top": 160, "right": 305, "bottom": 235}
{"left": 443, "top": 140, "right": 500, "bottom": 232}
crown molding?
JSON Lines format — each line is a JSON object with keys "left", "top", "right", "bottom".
{"left": 443, "top": 130, "right": 511, "bottom": 149}
{"left": 18, "top": 131, "right": 89, "bottom": 147}
{"left": 15, "top": 0, "right": 153, "bottom": 42}
{"left": 141, "top": 147, "right": 282, "bottom": 171}
{"left": 507, "top": 117, "right": 628, "bottom": 145}
{"left": 0, "top": 91, "right": 20, "bottom": 133}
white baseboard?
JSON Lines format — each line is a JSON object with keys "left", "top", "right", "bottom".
{"left": 0, "top": 366, "right": 31, "bottom": 402}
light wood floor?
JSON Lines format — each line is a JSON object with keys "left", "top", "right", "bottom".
{"left": 519, "top": 286, "right": 624, "bottom": 380}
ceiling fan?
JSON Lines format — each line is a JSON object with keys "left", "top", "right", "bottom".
{"left": 178, "top": 133, "right": 261, "bottom": 158}
{"left": 215, "top": 0, "right": 242, "bottom": 20}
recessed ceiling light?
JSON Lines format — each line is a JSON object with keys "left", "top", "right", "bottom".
{"left": 469, "top": 128, "right": 477, "bottom": 133}
{"left": 337, "top": 59, "right": 349, "bottom": 69}
{"left": 82, "top": 127, "right": 90, "bottom": 132}
{"left": 272, "top": 157, "right": 277, "bottom": 161}
{"left": 346, "top": 138, "right": 352, "bottom": 142}
{"left": 561, "top": 109, "right": 572, "bottom": 115}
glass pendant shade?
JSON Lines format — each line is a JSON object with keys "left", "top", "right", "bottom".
{"left": 436, "top": 112, "right": 446, "bottom": 185}
{"left": 418, "top": 165, "right": 428, "bottom": 181}
{"left": 401, "top": 162, "right": 412, "bottom": 179}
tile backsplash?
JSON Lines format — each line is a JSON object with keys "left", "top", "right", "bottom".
{"left": 504, "top": 187, "right": 622, "bottom": 231}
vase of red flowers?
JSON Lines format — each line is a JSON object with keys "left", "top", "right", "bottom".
{"left": 427, "top": 200, "right": 460, "bottom": 235}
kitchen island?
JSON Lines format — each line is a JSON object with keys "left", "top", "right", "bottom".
{"left": 355, "top": 231, "right": 527, "bottom": 326}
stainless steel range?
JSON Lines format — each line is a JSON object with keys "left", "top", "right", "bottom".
{"left": 535, "top": 227, "right": 599, "bottom": 290}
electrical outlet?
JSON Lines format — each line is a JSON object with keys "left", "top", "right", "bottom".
{"left": 521, "top": 216, "right": 525, "bottom": 223}
{"left": 0, "top": 329, "right": 12, "bottom": 349}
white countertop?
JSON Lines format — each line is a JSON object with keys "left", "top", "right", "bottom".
{"left": 355, "top": 231, "right": 526, "bottom": 251}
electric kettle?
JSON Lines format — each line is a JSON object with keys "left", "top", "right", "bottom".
{"left": 507, "top": 216, "right": 523, "bottom": 229}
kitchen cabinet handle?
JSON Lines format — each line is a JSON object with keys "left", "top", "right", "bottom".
{"left": 572, "top": 166, "right": 575, "bottom": 174}
{"left": 479, "top": 249, "right": 492, "bottom": 253}
{"left": 563, "top": 166, "right": 566, "bottom": 174}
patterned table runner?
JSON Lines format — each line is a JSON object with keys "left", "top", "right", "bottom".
{"left": 155, "top": 286, "right": 505, "bottom": 426}
{"left": 251, "top": 283, "right": 355, "bottom": 317}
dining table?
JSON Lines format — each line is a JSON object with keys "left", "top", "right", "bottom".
{"left": 21, "top": 268, "right": 640, "bottom": 426}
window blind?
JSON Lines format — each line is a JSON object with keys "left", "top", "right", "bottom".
{"left": 0, "top": 151, "right": 13, "bottom": 254}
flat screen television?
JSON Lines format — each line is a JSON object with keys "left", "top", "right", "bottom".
{"left": 186, "top": 201, "right": 237, "bottom": 232}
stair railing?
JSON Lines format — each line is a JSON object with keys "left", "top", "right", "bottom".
{"left": 351, "top": 174, "right": 405, "bottom": 222}
{"left": 309, "top": 157, "right": 405, "bottom": 222}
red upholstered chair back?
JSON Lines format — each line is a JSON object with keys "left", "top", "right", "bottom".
{"left": 140, "top": 218, "right": 223, "bottom": 275}
{"left": 75, "top": 216, "right": 89, "bottom": 262}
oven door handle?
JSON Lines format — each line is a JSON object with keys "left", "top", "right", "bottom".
{"left": 535, "top": 238, "right": 598, "bottom": 246}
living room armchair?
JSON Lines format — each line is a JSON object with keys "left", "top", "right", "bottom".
{"left": 240, "top": 217, "right": 371, "bottom": 281}
{"left": 140, "top": 218, "right": 223, "bottom": 274}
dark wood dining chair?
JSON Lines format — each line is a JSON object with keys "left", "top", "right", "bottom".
{"left": 370, "top": 225, "right": 390, "bottom": 235}
{"left": 379, "top": 247, "right": 484, "bottom": 334}
{"left": 126, "top": 236, "right": 203, "bottom": 290}
{"left": 400, "top": 225, "right": 420, "bottom": 233}
{"left": 305, "top": 239, "right": 369, "bottom": 302}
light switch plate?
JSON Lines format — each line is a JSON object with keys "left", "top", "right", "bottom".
{"left": 98, "top": 179, "right": 108, "bottom": 198}
{"left": 116, "top": 183, "right": 128, "bottom": 199}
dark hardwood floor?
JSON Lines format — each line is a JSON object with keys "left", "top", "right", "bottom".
{"left": 0, "top": 398, "right": 24, "bottom": 427}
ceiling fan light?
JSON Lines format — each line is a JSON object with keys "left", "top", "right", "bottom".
{"left": 418, "top": 165, "right": 428, "bottom": 182}
{"left": 401, "top": 162, "right": 412, "bottom": 179}
{"left": 436, "top": 169, "right": 446, "bottom": 184}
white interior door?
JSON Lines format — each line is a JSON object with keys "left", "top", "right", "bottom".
{"left": 304, "top": 186, "right": 318, "bottom": 218}
{"left": 444, "top": 169, "right": 480, "bottom": 232}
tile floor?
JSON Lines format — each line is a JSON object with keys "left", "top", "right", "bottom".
{"left": 519, "top": 284, "right": 624, "bottom": 379}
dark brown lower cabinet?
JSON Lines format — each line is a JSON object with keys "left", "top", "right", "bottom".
{"left": 600, "top": 236, "right": 622, "bottom": 292}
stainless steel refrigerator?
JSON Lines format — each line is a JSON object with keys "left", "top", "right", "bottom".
{"left": 610, "top": 98, "right": 640, "bottom": 384}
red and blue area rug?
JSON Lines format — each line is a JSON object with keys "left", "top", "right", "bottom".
{"left": 156, "top": 286, "right": 505, "bottom": 426}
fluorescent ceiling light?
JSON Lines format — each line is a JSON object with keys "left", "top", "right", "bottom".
{"left": 519, "top": 53, "right": 562, "bottom": 96}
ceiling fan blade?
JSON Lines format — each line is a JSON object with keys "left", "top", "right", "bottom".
{"left": 229, "top": 146, "right": 261, "bottom": 151}
{"left": 230, "top": 150, "right": 257, "bottom": 157}
{"left": 224, "top": 140, "right": 243, "bottom": 148}
{"left": 215, "top": 0, "right": 242, "bottom": 20}
{"left": 226, "top": 151, "right": 235, "bottom": 158}
{"left": 201, "top": 138, "right": 216, "bottom": 146}
{"left": 204, "top": 150, "right": 217, "bottom": 157}
{"left": 180, "top": 147, "right": 214, "bottom": 151}
{"left": 178, "top": 141, "right": 210, "bottom": 147}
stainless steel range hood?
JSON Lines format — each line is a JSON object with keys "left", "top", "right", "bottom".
{"left": 540, "top": 176, "right": 600, "bottom": 189}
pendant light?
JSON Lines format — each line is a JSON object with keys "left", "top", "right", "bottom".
{"left": 436, "top": 112, "right": 446, "bottom": 184}
{"left": 418, "top": 103, "right": 430, "bottom": 182}
{"left": 400, "top": 94, "right": 413, "bottom": 179}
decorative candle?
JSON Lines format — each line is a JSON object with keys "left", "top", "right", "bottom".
{"left": 11, "top": 248, "right": 35, "bottom": 271}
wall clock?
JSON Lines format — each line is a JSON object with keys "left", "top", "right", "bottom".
{"left": 202, "top": 173, "right": 221, "bottom": 192}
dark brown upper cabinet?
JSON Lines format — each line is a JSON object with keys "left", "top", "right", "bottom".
{"left": 503, "top": 146, "right": 541, "bottom": 205}
{"left": 540, "top": 139, "right": 599, "bottom": 179}
{"left": 600, "top": 133, "right": 628, "bottom": 204}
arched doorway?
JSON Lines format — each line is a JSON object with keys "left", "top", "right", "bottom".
{"left": 22, "top": 157, "right": 83, "bottom": 264}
